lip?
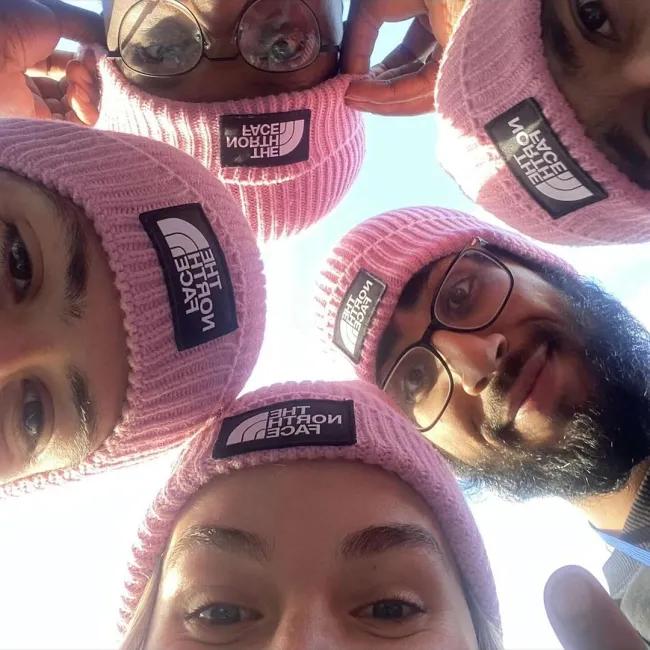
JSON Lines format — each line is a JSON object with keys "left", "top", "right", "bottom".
{"left": 505, "top": 343, "right": 548, "bottom": 422}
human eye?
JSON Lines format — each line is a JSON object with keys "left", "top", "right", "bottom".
{"left": 438, "top": 275, "right": 476, "bottom": 320}
{"left": 244, "top": 25, "right": 319, "bottom": 71}
{"left": 186, "top": 602, "right": 261, "bottom": 627}
{"left": 401, "top": 363, "right": 436, "bottom": 406}
{"left": 1, "top": 222, "right": 33, "bottom": 303}
{"left": 353, "top": 598, "right": 425, "bottom": 623}
{"left": 18, "top": 379, "right": 48, "bottom": 456}
{"left": 572, "top": 0, "right": 615, "bottom": 39}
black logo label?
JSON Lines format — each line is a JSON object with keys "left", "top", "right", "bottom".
{"left": 140, "top": 203, "right": 238, "bottom": 351}
{"left": 220, "top": 110, "right": 311, "bottom": 167}
{"left": 485, "top": 98, "right": 607, "bottom": 218}
{"left": 333, "top": 270, "right": 387, "bottom": 363}
{"left": 213, "top": 399, "right": 357, "bottom": 459}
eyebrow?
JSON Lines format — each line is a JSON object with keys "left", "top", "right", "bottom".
{"left": 67, "top": 366, "right": 97, "bottom": 461}
{"left": 168, "top": 525, "right": 273, "bottom": 567}
{"left": 541, "top": 0, "right": 583, "bottom": 74}
{"left": 60, "top": 213, "right": 88, "bottom": 322}
{"left": 339, "top": 524, "right": 442, "bottom": 561}
{"left": 376, "top": 323, "right": 400, "bottom": 385}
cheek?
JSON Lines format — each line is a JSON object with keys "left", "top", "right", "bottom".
{"left": 427, "top": 391, "right": 483, "bottom": 462}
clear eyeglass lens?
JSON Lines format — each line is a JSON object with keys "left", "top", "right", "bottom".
{"left": 239, "top": 0, "right": 321, "bottom": 72}
{"left": 434, "top": 250, "right": 512, "bottom": 331}
{"left": 383, "top": 347, "right": 452, "bottom": 430}
{"left": 119, "top": 0, "right": 203, "bottom": 76}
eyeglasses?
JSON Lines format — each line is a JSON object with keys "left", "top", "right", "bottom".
{"left": 380, "top": 239, "right": 515, "bottom": 433}
{"left": 114, "top": 0, "right": 341, "bottom": 77}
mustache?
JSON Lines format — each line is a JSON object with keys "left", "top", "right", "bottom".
{"left": 480, "top": 323, "right": 568, "bottom": 445}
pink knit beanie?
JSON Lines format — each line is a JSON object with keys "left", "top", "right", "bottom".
{"left": 435, "top": 0, "right": 650, "bottom": 245}
{"left": 318, "top": 206, "right": 573, "bottom": 382}
{"left": 0, "top": 119, "right": 265, "bottom": 496}
{"left": 96, "top": 59, "right": 365, "bottom": 241}
{"left": 120, "top": 380, "right": 501, "bottom": 634}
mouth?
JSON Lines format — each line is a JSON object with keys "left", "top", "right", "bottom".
{"left": 505, "top": 343, "right": 549, "bottom": 423}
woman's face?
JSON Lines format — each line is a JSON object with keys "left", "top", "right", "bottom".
{"left": 103, "top": 0, "right": 343, "bottom": 102}
{"left": 0, "top": 171, "right": 129, "bottom": 484}
{"left": 145, "top": 460, "right": 478, "bottom": 649}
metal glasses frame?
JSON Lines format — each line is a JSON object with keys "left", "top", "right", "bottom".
{"left": 111, "top": 0, "right": 341, "bottom": 78}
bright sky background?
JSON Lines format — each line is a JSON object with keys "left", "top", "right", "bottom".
{"left": 1, "top": 2, "right": 650, "bottom": 649}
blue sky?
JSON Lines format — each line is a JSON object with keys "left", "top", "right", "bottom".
{"left": 1, "top": 2, "right": 649, "bottom": 649}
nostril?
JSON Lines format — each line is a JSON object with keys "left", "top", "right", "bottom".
{"left": 475, "top": 377, "right": 489, "bottom": 393}
{"left": 495, "top": 340, "right": 507, "bottom": 361}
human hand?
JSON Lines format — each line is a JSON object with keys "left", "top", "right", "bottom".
{"left": 0, "top": 0, "right": 103, "bottom": 123}
{"left": 544, "top": 565, "right": 646, "bottom": 650}
{"left": 342, "top": 0, "right": 440, "bottom": 116}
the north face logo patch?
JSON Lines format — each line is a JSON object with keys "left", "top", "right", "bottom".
{"left": 140, "top": 203, "right": 238, "bottom": 351}
{"left": 213, "top": 399, "right": 356, "bottom": 459}
{"left": 333, "top": 270, "right": 387, "bottom": 363}
{"left": 220, "top": 110, "right": 311, "bottom": 167}
{"left": 485, "top": 98, "right": 607, "bottom": 218}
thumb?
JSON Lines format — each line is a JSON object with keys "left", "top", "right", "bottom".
{"left": 37, "top": 0, "right": 105, "bottom": 45}
{"left": 544, "top": 566, "right": 646, "bottom": 650}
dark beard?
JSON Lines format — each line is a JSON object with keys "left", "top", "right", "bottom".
{"left": 446, "top": 266, "right": 650, "bottom": 501}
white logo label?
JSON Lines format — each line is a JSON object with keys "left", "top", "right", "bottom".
{"left": 157, "top": 217, "right": 224, "bottom": 334}
{"left": 226, "top": 119, "right": 306, "bottom": 161}
{"left": 506, "top": 117, "right": 594, "bottom": 202}
{"left": 226, "top": 404, "right": 343, "bottom": 446}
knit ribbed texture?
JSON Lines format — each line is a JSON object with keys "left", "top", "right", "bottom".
{"left": 434, "top": 0, "right": 650, "bottom": 245}
{"left": 0, "top": 119, "right": 265, "bottom": 496}
{"left": 97, "top": 59, "right": 366, "bottom": 241}
{"left": 119, "top": 380, "right": 501, "bottom": 635}
{"left": 317, "top": 206, "right": 573, "bottom": 382}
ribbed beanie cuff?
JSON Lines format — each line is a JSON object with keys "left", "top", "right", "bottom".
{"left": 435, "top": 0, "right": 650, "bottom": 244}
{"left": 120, "top": 380, "right": 501, "bottom": 635}
{"left": 97, "top": 59, "right": 366, "bottom": 240}
{"left": 317, "top": 207, "right": 573, "bottom": 382}
{"left": 0, "top": 119, "right": 265, "bottom": 495}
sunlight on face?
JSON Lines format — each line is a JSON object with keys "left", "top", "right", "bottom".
{"left": 146, "top": 461, "right": 479, "bottom": 649}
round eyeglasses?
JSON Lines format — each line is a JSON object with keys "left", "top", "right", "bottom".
{"left": 116, "top": 0, "right": 340, "bottom": 77}
{"left": 381, "top": 239, "right": 515, "bottom": 433}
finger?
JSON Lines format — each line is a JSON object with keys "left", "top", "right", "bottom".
{"left": 373, "top": 59, "right": 427, "bottom": 82}
{"left": 346, "top": 55, "right": 438, "bottom": 105}
{"left": 371, "top": 16, "right": 436, "bottom": 75}
{"left": 66, "top": 58, "right": 100, "bottom": 106}
{"left": 544, "top": 566, "right": 646, "bottom": 650}
{"left": 37, "top": 0, "right": 106, "bottom": 45}
{"left": 27, "top": 50, "right": 75, "bottom": 80}
{"left": 346, "top": 94, "right": 434, "bottom": 117}
{"left": 0, "top": 0, "right": 60, "bottom": 72}
{"left": 342, "top": 0, "right": 430, "bottom": 75}
{"left": 66, "top": 82, "right": 99, "bottom": 126}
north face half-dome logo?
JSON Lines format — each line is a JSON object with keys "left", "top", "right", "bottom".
{"left": 486, "top": 98, "right": 607, "bottom": 218}
{"left": 220, "top": 110, "right": 311, "bottom": 168}
{"left": 140, "top": 203, "right": 238, "bottom": 351}
{"left": 157, "top": 217, "right": 211, "bottom": 257}
{"left": 333, "top": 270, "right": 387, "bottom": 363}
{"left": 213, "top": 399, "right": 357, "bottom": 459}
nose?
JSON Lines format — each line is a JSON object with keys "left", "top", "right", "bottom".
{"left": 0, "top": 316, "right": 57, "bottom": 379}
{"left": 432, "top": 331, "right": 507, "bottom": 395}
{"left": 270, "top": 603, "right": 342, "bottom": 650}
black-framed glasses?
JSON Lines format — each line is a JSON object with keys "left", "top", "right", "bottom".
{"left": 380, "top": 238, "right": 515, "bottom": 433}
{"left": 113, "top": 0, "right": 341, "bottom": 77}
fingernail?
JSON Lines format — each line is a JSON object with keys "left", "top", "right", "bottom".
{"left": 547, "top": 569, "right": 592, "bottom": 624}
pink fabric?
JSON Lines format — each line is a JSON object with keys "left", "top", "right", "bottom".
{"left": 317, "top": 206, "right": 573, "bottom": 382}
{"left": 0, "top": 119, "right": 265, "bottom": 495}
{"left": 435, "top": 0, "right": 650, "bottom": 245}
{"left": 120, "top": 380, "right": 501, "bottom": 634}
{"left": 97, "top": 59, "right": 366, "bottom": 241}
